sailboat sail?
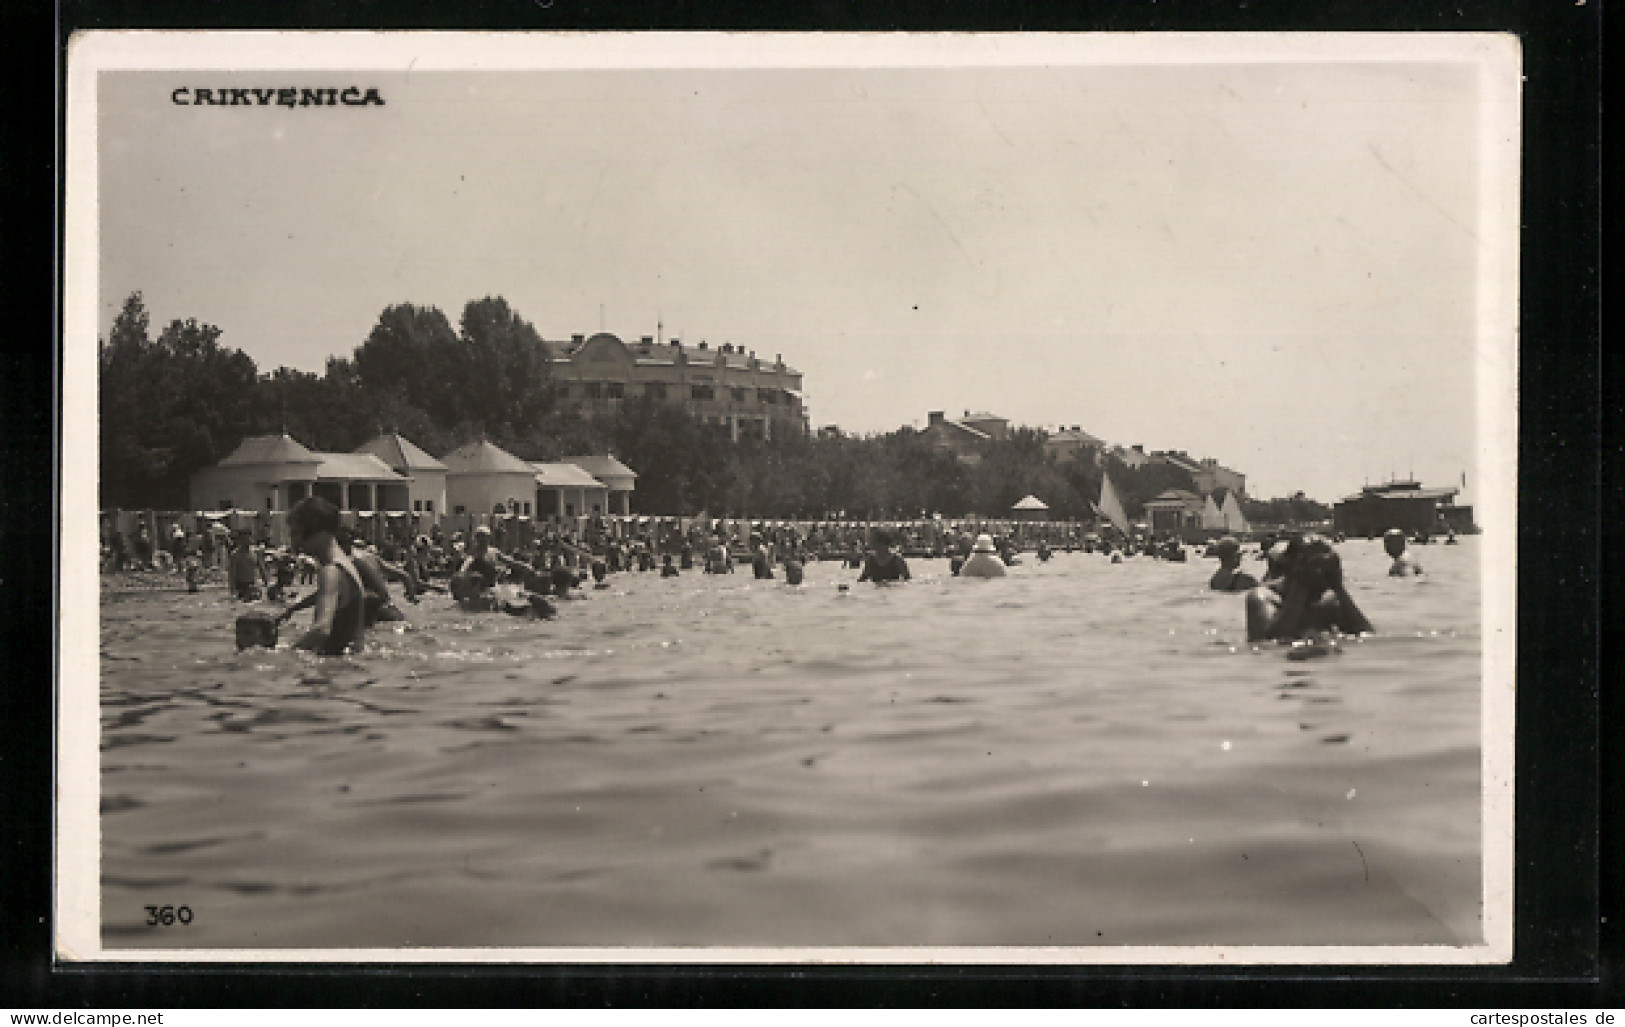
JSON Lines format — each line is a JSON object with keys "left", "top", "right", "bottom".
{"left": 1098, "top": 473, "right": 1129, "bottom": 533}
{"left": 1220, "top": 491, "right": 1250, "bottom": 533}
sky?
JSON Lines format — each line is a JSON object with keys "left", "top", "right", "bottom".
{"left": 96, "top": 46, "right": 1509, "bottom": 504}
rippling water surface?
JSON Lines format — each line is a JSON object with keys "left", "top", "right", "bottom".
{"left": 99, "top": 539, "right": 1482, "bottom": 950}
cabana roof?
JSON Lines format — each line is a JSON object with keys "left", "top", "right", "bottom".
{"left": 315, "top": 453, "right": 405, "bottom": 482}
{"left": 356, "top": 432, "right": 447, "bottom": 471}
{"left": 532, "top": 462, "right": 607, "bottom": 489}
{"left": 442, "top": 439, "right": 535, "bottom": 475}
{"left": 563, "top": 454, "right": 638, "bottom": 482}
{"left": 218, "top": 433, "right": 321, "bottom": 466}
{"left": 1011, "top": 494, "right": 1050, "bottom": 511}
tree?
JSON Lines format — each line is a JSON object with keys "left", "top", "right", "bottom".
{"left": 99, "top": 293, "right": 260, "bottom": 508}
{"left": 352, "top": 302, "right": 461, "bottom": 425}
{"left": 454, "top": 296, "right": 553, "bottom": 441}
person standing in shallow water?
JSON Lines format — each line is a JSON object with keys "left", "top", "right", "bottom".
{"left": 1383, "top": 528, "right": 1424, "bottom": 576}
{"left": 1244, "top": 535, "right": 1373, "bottom": 642}
{"left": 1206, "top": 537, "right": 1258, "bottom": 592}
{"left": 285, "top": 497, "right": 367, "bottom": 656}
{"left": 858, "top": 530, "right": 911, "bottom": 583}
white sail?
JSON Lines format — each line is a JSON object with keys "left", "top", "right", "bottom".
{"left": 1220, "top": 491, "right": 1250, "bottom": 533}
{"left": 1098, "top": 473, "right": 1129, "bottom": 533}
{"left": 1201, "top": 493, "right": 1225, "bottom": 530}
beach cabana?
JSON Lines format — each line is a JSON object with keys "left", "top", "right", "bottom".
{"left": 443, "top": 439, "right": 539, "bottom": 517}
{"left": 563, "top": 454, "right": 637, "bottom": 515}
{"left": 355, "top": 432, "right": 447, "bottom": 518}
{"left": 189, "top": 433, "right": 322, "bottom": 513}
{"left": 533, "top": 462, "right": 611, "bottom": 520}
{"left": 310, "top": 453, "right": 409, "bottom": 513}
{"left": 1011, "top": 495, "right": 1049, "bottom": 522}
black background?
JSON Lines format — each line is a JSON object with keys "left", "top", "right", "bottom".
{"left": 3, "top": 0, "right": 1610, "bottom": 1008}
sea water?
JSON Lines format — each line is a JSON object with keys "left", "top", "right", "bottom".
{"left": 97, "top": 539, "right": 1482, "bottom": 949}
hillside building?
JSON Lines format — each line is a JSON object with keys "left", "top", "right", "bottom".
{"left": 541, "top": 332, "right": 807, "bottom": 442}
{"left": 922, "top": 410, "right": 1011, "bottom": 464}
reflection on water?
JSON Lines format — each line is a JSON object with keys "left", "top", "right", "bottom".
{"left": 99, "top": 539, "right": 1482, "bottom": 949}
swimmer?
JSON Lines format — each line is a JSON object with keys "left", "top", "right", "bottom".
{"left": 1384, "top": 528, "right": 1424, "bottom": 576}
{"left": 751, "top": 540, "right": 775, "bottom": 580}
{"left": 857, "top": 530, "right": 911, "bottom": 583}
{"left": 1206, "top": 536, "right": 1258, "bottom": 593}
{"left": 227, "top": 530, "right": 267, "bottom": 602}
{"left": 783, "top": 558, "right": 804, "bottom": 586}
{"left": 959, "top": 534, "right": 1007, "bottom": 579}
{"left": 661, "top": 553, "right": 680, "bottom": 578}
{"left": 281, "top": 497, "right": 367, "bottom": 656}
{"left": 1244, "top": 535, "right": 1373, "bottom": 642}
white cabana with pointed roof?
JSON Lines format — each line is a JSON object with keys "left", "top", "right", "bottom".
{"left": 189, "top": 433, "right": 323, "bottom": 513}
{"left": 1201, "top": 493, "right": 1226, "bottom": 531}
{"left": 564, "top": 454, "right": 637, "bottom": 516}
{"left": 443, "top": 439, "right": 541, "bottom": 517}
{"left": 356, "top": 432, "right": 448, "bottom": 517}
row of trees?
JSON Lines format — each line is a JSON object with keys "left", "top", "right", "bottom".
{"left": 98, "top": 291, "right": 1331, "bottom": 523}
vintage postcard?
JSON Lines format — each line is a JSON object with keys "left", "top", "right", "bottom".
{"left": 60, "top": 31, "right": 1520, "bottom": 963}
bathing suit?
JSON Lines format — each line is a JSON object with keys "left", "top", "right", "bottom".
{"left": 858, "top": 551, "right": 910, "bottom": 583}
{"left": 317, "top": 557, "right": 367, "bottom": 656}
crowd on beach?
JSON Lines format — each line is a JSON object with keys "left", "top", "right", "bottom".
{"left": 102, "top": 499, "right": 1442, "bottom": 659}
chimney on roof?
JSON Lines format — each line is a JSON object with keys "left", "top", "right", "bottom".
{"left": 1073, "top": 425, "right": 1081, "bottom": 432}
{"left": 928, "top": 411, "right": 945, "bottom": 426}
{"left": 570, "top": 334, "right": 584, "bottom": 344}
{"left": 640, "top": 336, "right": 653, "bottom": 345}
{"left": 698, "top": 341, "right": 707, "bottom": 350}
{"left": 964, "top": 409, "right": 970, "bottom": 418}
{"left": 1133, "top": 444, "right": 1144, "bottom": 453}
{"left": 670, "top": 338, "right": 679, "bottom": 347}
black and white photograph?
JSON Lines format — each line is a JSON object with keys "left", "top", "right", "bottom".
{"left": 59, "top": 32, "right": 1521, "bottom": 962}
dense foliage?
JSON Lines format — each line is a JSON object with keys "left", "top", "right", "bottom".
{"left": 99, "top": 292, "right": 1328, "bottom": 522}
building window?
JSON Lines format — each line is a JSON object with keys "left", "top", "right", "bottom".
{"left": 523, "top": 502, "right": 531, "bottom": 515}
{"left": 413, "top": 500, "right": 422, "bottom": 512}
{"left": 425, "top": 500, "right": 434, "bottom": 513}
{"left": 454, "top": 505, "right": 466, "bottom": 515}
{"left": 554, "top": 384, "right": 570, "bottom": 398}
{"left": 219, "top": 499, "right": 233, "bottom": 510}
{"left": 759, "top": 388, "right": 778, "bottom": 405}
{"left": 644, "top": 382, "right": 667, "bottom": 401}
{"left": 731, "top": 387, "right": 748, "bottom": 403}
{"left": 583, "top": 382, "right": 603, "bottom": 400}
{"left": 606, "top": 382, "right": 625, "bottom": 399}
{"left": 691, "top": 384, "right": 714, "bottom": 401}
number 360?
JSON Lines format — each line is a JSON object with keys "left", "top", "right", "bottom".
{"left": 144, "top": 904, "right": 193, "bottom": 926}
